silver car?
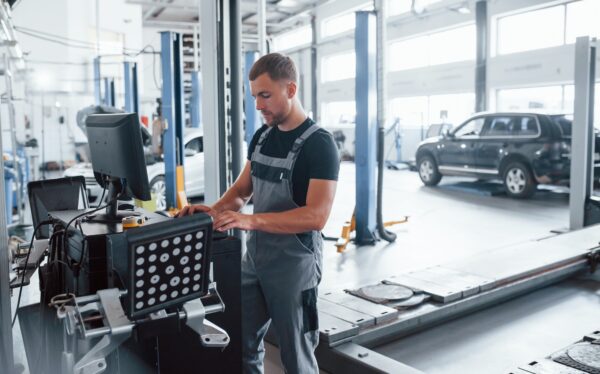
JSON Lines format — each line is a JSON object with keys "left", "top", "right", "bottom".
{"left": 64, "top": 128, "right": 205, "bottom": 210}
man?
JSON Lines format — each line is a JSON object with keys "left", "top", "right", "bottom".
{"left": 177, "top": 53, "right": 339, "bottom": 373}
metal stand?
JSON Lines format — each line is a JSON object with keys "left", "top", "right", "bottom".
{"left": 58, "top": 285, "right": 229, "bottom": 374}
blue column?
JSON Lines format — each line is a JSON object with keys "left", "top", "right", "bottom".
{"left": 93, "top": 57, "right": 101, "bottom": 105}
{"left": 124, "top": 61, "right": 134, "bottom": 113}
{"left": 244, "top": 51, "right": 259, "bottom": 144}
{"left": 103, "top": 78, "right": 112, "bottom": 106}
{"left": 190, "top": 71, "right": 201, "bottom": 129}
{"left": 354, "top": 11, "right": 377, "bottom": 245}
{"left": 161, "top": 31, "right": 185, "bottom": 209}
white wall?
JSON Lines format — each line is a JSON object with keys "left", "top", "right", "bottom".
{"left": 11, "top": 0, "right": 143, "bottom": 165}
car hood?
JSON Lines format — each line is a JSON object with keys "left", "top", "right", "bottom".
{"left": 418, "top": 136, "right": 443, "bottom": 147}
{"left": 63, "top": 163, "right": 94, "bottom": 178}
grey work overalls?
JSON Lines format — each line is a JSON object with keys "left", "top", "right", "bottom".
{"left": 242, "top": 124, "right": 323, "bottom": 374}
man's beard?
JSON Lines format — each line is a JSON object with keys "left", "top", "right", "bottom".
{"left": 264, "top": 112, "right": 285, "bottom": 127}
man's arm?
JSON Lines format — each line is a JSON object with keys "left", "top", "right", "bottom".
{"left": 177, "top": 161, "right": 253, "bottom": 217}
{"left": 213, "top": 178, "right": 337, "bottom": 233}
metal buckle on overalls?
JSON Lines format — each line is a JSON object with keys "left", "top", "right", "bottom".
{"left": 279, "top": 171, "right": 284, "bottom": 180}
{"left": 291, "top": 141, "right": 302, "bottom": 153}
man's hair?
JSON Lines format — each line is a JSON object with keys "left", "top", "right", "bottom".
{"left": 249, "top": 53, "right": 298, "bottom": 83}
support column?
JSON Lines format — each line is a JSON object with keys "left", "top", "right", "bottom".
{"left": 311, "top": 15, "right": 318, "bottom": 120}
{"left": 475, "top": 0, "right": 488, "bottom": 112}
{"left": 0, "top": 93, "right": 13, "bottom": 374}
{"left": 244, "top": 51, "right": 259, "bottom": 144}
{"left": 161, "top": 31, "right": 185, "bottom": 210}
{"left": 230, "top": 0, "right": 244, "bottom": 180}
{"left": 93, "top": 57, "right": 101, "bottom": 105}
{"left": 190, "top": 71, "right": 202, "bottom": 129}
{"left": 570, "top": 36, "right": 596, "bottom": 230}
{"left": 355, "top": 11, "right": 377, "bottom": 245}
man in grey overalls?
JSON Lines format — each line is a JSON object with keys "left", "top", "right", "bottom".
{"left": 178, "top": 53, "right": 340, "bottom": 373}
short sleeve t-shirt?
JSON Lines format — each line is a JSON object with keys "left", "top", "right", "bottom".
{"left": 247, "top": 118, "right": 340, "bottom": 206}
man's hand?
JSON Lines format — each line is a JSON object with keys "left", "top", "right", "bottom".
{"left": 176, "top": 204, "right": 217, "bottom": 218}
{"left": 213, "top": 211, "right": 255, "bottom": 232}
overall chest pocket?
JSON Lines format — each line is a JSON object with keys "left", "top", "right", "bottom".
{"left": 251, "top": 161, "right": 290, "bottom": 183}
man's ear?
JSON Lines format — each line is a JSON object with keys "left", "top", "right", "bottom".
{"left": 287, "top": 81, "right": 297, "bottom": 99}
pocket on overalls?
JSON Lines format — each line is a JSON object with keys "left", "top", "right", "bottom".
{"left": 301, "top": 287, "right": 319, "bottom": 333}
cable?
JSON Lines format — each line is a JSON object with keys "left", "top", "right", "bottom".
{"left": 11, "top": 219, "right": 53, "bottom": 327}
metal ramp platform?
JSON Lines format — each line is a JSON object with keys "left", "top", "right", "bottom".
{"left": 315, "top": 225, "right": 600, "bottom": 373}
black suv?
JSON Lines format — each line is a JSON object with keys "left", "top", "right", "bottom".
{"left": 415, "top": 112, "right": 595, "bottom": 198}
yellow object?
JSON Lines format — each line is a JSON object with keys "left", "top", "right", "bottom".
{"left": 176, "top": 165, "right": 188, "bottom": 210}
{"left": 135, "top": 192, "right": 157, "bottom": 212}
{"left": 122, "top": 215, "right": 146, "bottom": 229}
{"left": 334, "top": 210, "right": 409, "bottom": 253}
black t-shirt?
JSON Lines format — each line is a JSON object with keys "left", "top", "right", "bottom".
{"left": 247, "top": 118, "right": 340, "bottom": 206}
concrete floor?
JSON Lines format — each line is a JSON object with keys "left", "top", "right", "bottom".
{"left": 266, "top": 162, "right": 599, "bottom": 373}
{"left": 11, "top": 162, "right": 600, "bottom": 373}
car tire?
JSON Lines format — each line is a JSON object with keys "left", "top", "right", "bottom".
{"left": 417, "top": 155, "right": 442, "bottom": 186}
{"left": 150, "top": 175, "right": 167, "bottom": 211}
{"left": 502, "top": 162, "right": 536, "bottom": 198}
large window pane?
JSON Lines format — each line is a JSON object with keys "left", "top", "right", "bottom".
{"left": 428, "top": 93, "right": 475, "bottom": 126}
{"left": 321, "top": 52, "right": 355, "bottom": 82}
{"left": 321, "top": 101, "right": 356, "bottom": 127}
{"left": 496, "top": 86, "right": 563, "bottom": 113}
{"left": 272, "top": 25, "right": 312, "bottom": 52}
{"left": 389, "top": 24, "right": 475, "bottom": 71}
{"left": 566, "top": 0, "right": 600, "bottom": 44}
{"left": 322, "top": 12, "right": 355, "bottom": 38}
{"left": 388, "top": 35, "right": 429, "bottom": 71}
{"left": 497, "top": 6, "right": 564, "bottom": 55}
{"left": 429, "top": 25, "right": 476, "bottom": 65}
{"left": 387, "top": 0, "right": 412, "bottom": 16}
{"left": 388, "top": 96, "right": 428, "bottom": 129}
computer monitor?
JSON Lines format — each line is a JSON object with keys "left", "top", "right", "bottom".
{"left": 86, "top": 113, "right": 151, "bottom": 222}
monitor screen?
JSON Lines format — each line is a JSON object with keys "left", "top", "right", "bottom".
{"left": 86, "top": 113, "right": 151, "bottom": 220}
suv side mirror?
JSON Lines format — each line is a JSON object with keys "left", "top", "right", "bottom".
{"left": 184, "top": 148, "right": 197, "bottom": 157}
{"left": 442, "top": 128, "right": 453, "bottom": 138}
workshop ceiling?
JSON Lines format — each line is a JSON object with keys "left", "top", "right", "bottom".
{"left": 126, "top": 0, "right": 324, "bottom": 36}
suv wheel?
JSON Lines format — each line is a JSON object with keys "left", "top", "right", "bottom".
{"left": 502, "top": 162, "right": 536, "bottom": 198}
{"left": 417, "top": 155, "right": 442, "bottom": 186}
{"left": 150, "top": 175, "right": 167, "bottom": 211}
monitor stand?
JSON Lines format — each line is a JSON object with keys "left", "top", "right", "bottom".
{"left": 88, "top": 179, "right": 141, "bottom": 224}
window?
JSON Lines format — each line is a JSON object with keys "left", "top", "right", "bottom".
{"left": 272, "top": 25, "right": 312, "bottom": 52}
{"left": 321, "top": 52, "right": 356, "bottom": 82}
{"left": 322, "top": 12, "right": 355, "bottom": 38}
{"left": 512, "top": 116, "right": 539, "bottom": 136}
{"left": 388, "top": 93, "right": 474, "bottom": 130}
{"left": 388, "top": 24, "right": 475, "bottom": 71}
{"left": 388, "top": 35, "right": 429, "bottom": 71}
{"left": 497, "top": 6, "right": 564, "bottom": 55}
{"left": 429, "top": 25, "right": 476, "bottom": 65}
{"left": 320, "top": 3, "right": 373, "bottom": 38}
{"left": 428, "top": 93, "right": 475, "bottom": 127}
{"left": 185, "top": 137, "right": 203, "bottom": 155}
{"left": 485, "top": 116, "right": 512, "bottom": 137}
{"left": 321, "top": 101, "right": 356, "bottom": 127}
{"left": 566, "top": 0, "right": 600, "bottom": 44}
{"left": 387, "top": 0, "right": 412, "bottom": 16}
{"left": 454, "top": 117, "right": 484, "bottom": 137}
{"left": 496, "top": 86, "right": 563, "bottom": 113}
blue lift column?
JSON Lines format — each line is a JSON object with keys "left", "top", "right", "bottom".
{"left": 355, "top": 11, "right": 377, "bottom": 245}
{"left": 161, "top": 31, "right": 185, "bottom": 210}
{"left": 190, "top": 71, "right": 201, "bottom": 129}
{"left": 124, "top": 61, "right": 140, "bottom": 115}
{"left": 103, "top": 77, "right": 114, "bottom": 106}
{"left": 244, "top": 50, "right": 259, "bottom": 144}
{"left": 93, "top": 57, "right": 101, "bottom": 105}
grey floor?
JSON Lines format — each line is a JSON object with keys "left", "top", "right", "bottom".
{"left": 12, "top": 162, "right": 600, "bottom": 373}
